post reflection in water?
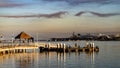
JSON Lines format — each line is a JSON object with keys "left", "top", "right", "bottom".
{"left": 15, "top": 53, "right": 39, "bottom": 68}
{"left": 57, "top": 52, "right": 67, "bottom": 68}
{"left": 92, "top": 50, "right": 95, "bottom": 64}
{"left": 0, "top": 51, "right": 98, "bottom": 68}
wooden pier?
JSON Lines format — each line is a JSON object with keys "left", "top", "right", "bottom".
{"left": 0, "top": 42, "right": 99, "bottom": 55}
{"left": 0, "top": 45, "right": 38, "bottom": 55}
{"left": 38, "top": 43, "right": 99, "bottom": 53}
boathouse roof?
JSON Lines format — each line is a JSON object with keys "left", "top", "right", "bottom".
{"left": 15, "top": 31, "right": 32, "bottom": 39}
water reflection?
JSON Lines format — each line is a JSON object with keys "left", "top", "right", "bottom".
{"left": 15, "top": 53, "right": 37, "bottom": 68}
{"left": 0, "top": 51, "right": 98, "bottom": 68}
{"left": 0, "top": 41, "right": 120, "bottom": 68}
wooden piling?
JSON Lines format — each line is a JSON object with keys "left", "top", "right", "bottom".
{"left": 0, "top": 43, "right": 99, "bottom": 56}
{"left": 63, "top": 43, "right": 66, "bottom": 52}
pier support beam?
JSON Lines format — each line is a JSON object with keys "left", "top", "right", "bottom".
{"left": 62, "top": 43, "right": 65, "bottom": 52}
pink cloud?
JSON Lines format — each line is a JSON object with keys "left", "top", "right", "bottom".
{"left": 0, "top": 11, "right": 67, "bottom": 18}
{"left": 89, "top": 11, "right": 120, "bottom": 17}
{"left": 75, "top": 11, "right": 86, "bottom": 16}
{"left": 75, "top": 11, "right": 120, "bottom": 17}
{"left": 0, "top": 3, "right": 26, "bottom": 7}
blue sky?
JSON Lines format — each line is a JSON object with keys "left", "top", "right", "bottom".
{"left": 0, "top": 0, "right": 120, "bottom": 35}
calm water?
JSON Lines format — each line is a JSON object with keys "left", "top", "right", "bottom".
{"left": 0, "top": 41, "right": 120, "bottom": 68}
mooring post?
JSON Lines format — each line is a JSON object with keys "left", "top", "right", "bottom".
{"left": 48, "top": 43, "right": 50, "bottom": 51}
{"left": 57, "top": 43, "right": 59, "bottom": 51}
{"left": 45, "top": 44, "right": 47, "bottom": 48}
{"left": 63, "top": 43, "right": 66, "bottom": 52}
{"left": 68, "top": 45, "right": 71, "bottom": 52}
{"left": 93, "top": 42, "right": 94, "bottom": 51}
{"left": 60, "top": 43, "right": 62, "bottom": 49}
{"left": 61, "top": 43, "right": 63, "bottom": 52}
{"left": 75, "top": 43, "right": 78, "bottom": 52}
{"left": 18, "top": 49, "right": 20, "bottom": 53}
{"left": 21, "top": 49, "right": 23, "bottom": 53}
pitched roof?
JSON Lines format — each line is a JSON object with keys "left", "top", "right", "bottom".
{"left": 15, "top": 32, "right": 32, "bottom": 39}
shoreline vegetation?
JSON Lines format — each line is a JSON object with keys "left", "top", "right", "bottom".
{"left": 0, "top": 32, "right": 120, "bottom": 43}
{"left": 50, "top": 32, "right": 120, "bottom": 41}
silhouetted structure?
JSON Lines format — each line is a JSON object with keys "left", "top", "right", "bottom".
{"left": 15, "top": 31, "right": 34, "bottom": 43}
{"left": 51, "top": 33, "right": 120, "bottom": 41}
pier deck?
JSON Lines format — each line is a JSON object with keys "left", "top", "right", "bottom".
{"left": 0, "top": 42, "right": 99, "bottom": 55}
{"left": 0, "top": 45, "right": 38, "bottom": 55}
{"left": 36, "top": 43, "right": 99, "bottom": 52}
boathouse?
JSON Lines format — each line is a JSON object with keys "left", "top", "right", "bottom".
{"left": 14, "top": 31, "right": 34, "bottom": 44}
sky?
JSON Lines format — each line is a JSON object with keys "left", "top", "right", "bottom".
{"left": 0, "top": 0, "right": 120, "bottom": 39}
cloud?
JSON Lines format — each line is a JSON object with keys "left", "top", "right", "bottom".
{"left": 89, "top": 11, "right": 120, "bottom": 17}
{"left": 0, "top": 0, "right": 28, "bottom": 8}
{"left": 0, "top": 11, "right": 67, "bottom": 18}
{"left": 0, "top": 3, "right": 27, "bottom": 8}
{"left": 42, "top": 0, "right": 120, "bottom": 5}
{"left": 0, "top": 0, "right": 29, "bottom": 8}
{"left": 1, "top": 0, "right": 120, "bottom": 8}
{"left": 75, "top": 11, "right": 86, "bottom": 16}
{"left": 75, "top": 11, "right": 120, "bottom": 17}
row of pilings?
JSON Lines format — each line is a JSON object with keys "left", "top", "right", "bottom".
{"left": 0, "top": 43, "right": 99, "bottom": 55}
{"left": 0, "top": 49, "right": 26, "bottom": 55}
{"left": 39, "top": 43, "right": 99, "bottom": 53}
{"left": 0, "top": 46, "right": 37, "bottom": 56}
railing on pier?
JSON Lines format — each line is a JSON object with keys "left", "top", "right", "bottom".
{"left": 0, "top": 43, "right": 39, "bottom": 55}
{"left": 36, "top": 42, "right": 99, "bottom": 52}
{"left": 0, "top": 42, "right": 99, "bottom": 55}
